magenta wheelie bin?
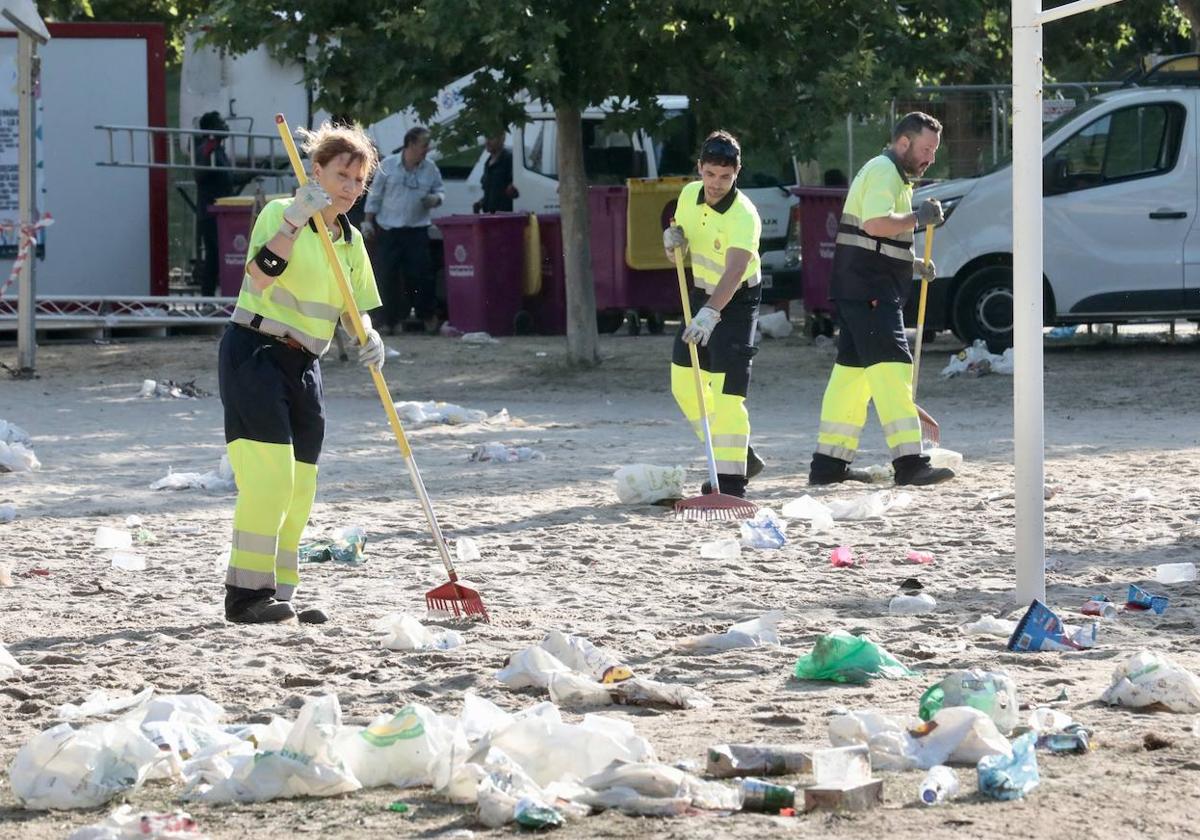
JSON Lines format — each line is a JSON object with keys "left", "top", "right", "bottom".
{"left": 436, "top": 213, "right": 530, "bottom": 336}
{"left": 793, "top": 186, "right": 849, "bottom": 336}
{"left": 210, "top": 200, "right": 254, "bottom": 296}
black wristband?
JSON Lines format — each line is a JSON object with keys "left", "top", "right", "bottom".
{"left": 254, "top": 245, "right": 288, "bottom": 277}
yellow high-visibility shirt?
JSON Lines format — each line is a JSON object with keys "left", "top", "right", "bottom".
{"left": 673, "top": 180, "right": 761, "bottom": 292}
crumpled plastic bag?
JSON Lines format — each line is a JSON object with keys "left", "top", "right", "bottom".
{"left": 183, "top": 695, "right": 360, "bottom": 803}
{"left": 379, "top": 613, "right": 464, "bottom": 652}
{"left": 977, "top": 732, "right": 1039, "bottom": 800}
{"left": 781, "top": 494, "right": 834, "bottom": 532}
{"left": 138, "top": 379, "right": 210, "bottom": 399}
{"left": 1100, "top": 651, "right": 1200, "bottom": 713}
{"left": 10, "top": 721, "right": 164, "bottom": 810}
{"left": 547, "top": 673, "right": 712, "bottom": 710}
{"left": 613, "top": 464, "right": 685, "bottom": 504}
{"left": 0, "top": 440, "right": 40, "bottom": 472}
{"left": 539, "top": 630, "right": 631, "bottom": 683}
{"left": 458, "top": 692, "right": 514, "bottom": 745}
{"left": 941, "top": 340, "right": 1015, "bottom": 378}
{"left": 150, "top": 455, "right": 235, "bottom": 492}
{"left": 918, "top": 670, "right": 1020, "bottom": 735}
{"left": 677, "top": 610, "right": 783, "bottom": 653}
{"left": 66, "top": 805, "right": 208, "bottom": 839}
{"left": 739, "top": 507, "right": 787, "bottom": 549}
{"left": 962, "top": 615, "right": 1017, "bottom": 637}
{"left": 393, "top": 400, "right": 501, "bottom": 427}
{"left": 469, "top": 442, "right": 545, "bottom": 463}
{"left": 496, "top": 646, "right": 574, "bottom": 689}
{"left": 335, "top": 703, "right": 465, "bottom": 789}
{"left": 829, "top": 707, "right": 1011, "bottom": 771}
{"left": 582, "top": 759, "right": 740, "bottom": 810}
{"left": 1, "top": 642, "right": 25, "bottom": 679}
{"left": 826, "top": 491, "right": 913, "bottom": 521}
{"left": 757, "top": 310, "right": 793, "bottom": 339}
{"left": 793, "top": 630, "right": 916, "bottom": 684}
{"left": 0, "top": 418, "right": 31, "bottom": 445}
{"left": 58, "top": 687, "right": 155, "bottom": 722}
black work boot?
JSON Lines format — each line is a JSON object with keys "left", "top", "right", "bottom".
{"left": 701, "top": 474, "right": 749, "bottom": 498}
{"left": 225, "top": 586, "right": 297, "bottom": 624}
{"left": 893, "top": 454, "right": 955, "bottom": 486}
{"left": 808, "top": 452, "right": 873, "bottom": 486}
{"left": 746, "top": 445, "right": 765, "bottom": 480}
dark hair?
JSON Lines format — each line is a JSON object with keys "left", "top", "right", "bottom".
{"left": 892, "top": 111, "right": 942, "bottom": 142}
{"left": 699, "top": 130, "right": 740, "bottom": 167}
{"left": 199, "top": 111, "right": 227, "bottom": 132}
{"left": 404, "top": 126, "right": 431, "bottom": 148}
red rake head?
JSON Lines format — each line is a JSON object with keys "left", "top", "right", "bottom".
{"left": 426, "top": 580, "right": 490, "bottom": 623}
{"left": 674, "top": 492, "right": 758, "bottom": 522}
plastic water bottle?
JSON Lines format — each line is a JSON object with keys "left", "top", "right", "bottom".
{"left": 919, "top": 765, "right": 960, "bottom": 805}
{"left": 1155, "top": 563, "right": 1197, "bottom": 585}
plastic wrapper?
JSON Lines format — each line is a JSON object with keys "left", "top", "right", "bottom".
{"left": 582, "top": 759, "right": 740, "bottom": 811}
{"left": 977, "top": 732, "right": 1039, "bottom": 800}
{"left": 962, "top": 615, "right": 1017, "bottom": 638}
{"left": 613, "top": 464, "right": 685, "bottom": 504}
{"left": 924, "top": 447, "right": 963, "bottom": 470}
{"left": 793, "top": 631, "right": 916, "bottom": 684}
{"left": 539, "top": 630, "right": 631, "bottom": 682}
{"left": 1100, "top": 651, "right": 1200, "bottom": 713}
{"left": 393, "top": 400, "right": 490, "bottom": 426}
{"left": 299, "top": 528, "right": 366, "bottom": 564}
{"left": 780, "top": 494, "right": 834, "bottom": 532}
{"left": 0, "top": 642, "right": 24, "bottom": 679}
{"left": 677, "top": 611, "right": 783, "bottom": 653}
{"left": 149, "top": 456, "right": 235, "bottom": 492}
{"left": 0, "top": 440, "right": 40, "bottom": 472}
{"left": 739, "top": 507, "right": 787, "bottom": 549}
{"left": 335, "top": 703, "right": 465, "bottom": 789}
{"left": 829, "top": 707, "right": 1011, "bottom": 771}
{"left": 11, "top": 721, "right": 164, "bottom": 810}
{"left": 496, "top": 646, "right": 573, "bottom": 689}
{"left": 379, "top": 613, "right": 464, "bottom": 651}
{"left": 58, "top": 687, "right": 154, "bottom": 722}
{"left": 918, "top": 670, "right": 1020, "bottom": 734}
{"left": 826, "top": 491, "right": 913, "bottom": 521}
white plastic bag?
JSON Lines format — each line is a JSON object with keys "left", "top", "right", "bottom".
{"left": 11, "top": 721, "right": 163, "bottom": 810}
{"left": 458, "top": 692, "right": 514, "bottom": 744}
{"left": 826, "top": 490, "right": 913, "bottom": 521}
{"left": 58, "top": 687, "right": 154, "bottom": 721}
{"left": 66, "top": 805, "right": 208, "bottom": 839}
{"left": 150, "top": 456, "right": 235, "bottom": 491}
{"left": 962, "top": 615, "right": 1017, "bottom": 638}
{"left": 379, "top": 613, "right": 464, "bottom": 652}
{"left": 757, "top": 310, "right": 794, "bottom": 339}
{"left": 829, "top": 707, "right": 1010, "bottom": 771}
{"left": 613, "top": 464, "right": 685, "bottom": 504}
{"left": 539, "top": 630, "right": 630, "bottom": 682}
{"left": 1100, "top": 651, "right": 1200, "bottom": 713}
{"left": 469, "top": 442, "right": 545, "bottom": 463}
{"left": 925, "top": 447, "right": 963, "bottom": 470}
{"left": 677, "top": 610, "right": 783, "bottom": 652}
{"left": 1, "top": 642, "right": 24, "bottom": 679}
{"left": 336, "top": 703, "right": 464, "bottom": 789}
{"left": 739, "top": 507, "right": 787, "bottom": 549}
{"left": 0, "top": 441, "right": 40, "bottom": 472}
{"left": 496, "top": 646, "right": 573, "bottom": 689}
{"left": 889, "top": 593, "right": 937, "bottom": 615}
{"left": 781, "top": 494, "right": 835, "bottom": 532}
{"left": 547, "top": 674, "right": 711, "bottom": 710}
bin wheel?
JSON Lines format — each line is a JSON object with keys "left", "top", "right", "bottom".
{"left": 513, "top": 310, "right": 535, "bottom": 336}
{"left": 597, "top": 309, "right": 623, "bottom": 333}
{"left": 922, "top": 327, "right": 937, "bottom": 344}
{"left": 645, "top": 312, "right": 666, "bottom": 335}
{"left": 808, "top": 313, "right": 834, "bottom": 340}
{"left": 624, "top": 310, "right": 642, "bottom": 336}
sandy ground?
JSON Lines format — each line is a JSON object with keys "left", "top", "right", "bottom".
{"left": 1, "top": 323, "right": 1199, "bottom": 839}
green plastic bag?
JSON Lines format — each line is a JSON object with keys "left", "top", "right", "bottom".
{"left": 792, "top": 630, "right": 916, "bottom": 684}
{"left": 299, "top": 530, "right": 367, "bottom": 564}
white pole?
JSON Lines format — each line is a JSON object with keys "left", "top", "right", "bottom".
{"left": 16, "top": 30, "right": 37, "bottom": 373}
{"left": 1011, "top": 0, "right": 1045, "bottom": 605}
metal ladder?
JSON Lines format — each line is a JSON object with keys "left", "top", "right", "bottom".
{"left": 94, "top": 124, "right": 300, "bottom": 177}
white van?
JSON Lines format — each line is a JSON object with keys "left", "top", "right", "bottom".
{"left": 914, "top": 56, "right": 1200, "bottom": 349}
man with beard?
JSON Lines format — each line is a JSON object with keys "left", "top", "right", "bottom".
{"left": 808, "top": 111, "right": 953, "bottom": 487}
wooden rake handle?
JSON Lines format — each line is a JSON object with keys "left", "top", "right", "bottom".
{"left": 912, "top": 223, "right": 935, "bottom": 395}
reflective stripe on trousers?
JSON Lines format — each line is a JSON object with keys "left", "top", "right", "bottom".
{"left": 815, "top": 362, "right": 922, "bottom": 461}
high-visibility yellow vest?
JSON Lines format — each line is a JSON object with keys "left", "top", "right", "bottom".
{"left": 230, "top": 199, "right": 381, "bottom": 356}
{"left": 831, "top": 152, "right": 916, "bottom": 304}
{"left": 672, "top": 180, "right": 761, "bottom": 292}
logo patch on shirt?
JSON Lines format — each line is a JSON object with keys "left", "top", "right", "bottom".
{"left": 714, "top": 239, "right": 722, "bottom": 252}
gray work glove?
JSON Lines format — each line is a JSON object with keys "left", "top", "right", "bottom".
{"left": 420, "top": 193, "right": 442, "bottom": 209}
{"left": 914, "top": 198, "right": 944, "bottom": 228}
{"left": 917, "top": 259, "right": 937, "bottom": 282}
{"left": 682, "top": 305, "right": 720, "bottom": 347}
{"left": 357, "top": 328, "right": 385, "bottom": 371}
{"left": 662, "top": 224, "right": 687, "bottom": 252}
{"left": 282, "top": 183, "right": 331, "bottom": 234}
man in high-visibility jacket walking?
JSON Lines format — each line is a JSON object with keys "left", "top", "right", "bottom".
{"left": 809, "top": 111, "right": 954, "bottom": 487}
{"left": 663, "top": 131, "right": 765, "bottom": 498}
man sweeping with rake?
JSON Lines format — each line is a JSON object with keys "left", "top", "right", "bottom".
{"left": 664, "top": 131, "right": 765, "bottom": 504}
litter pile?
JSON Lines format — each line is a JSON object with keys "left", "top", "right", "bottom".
{"left": 0, "top": 418, "right": 39, "bottom": 473}
{"left": 469, "top": 442, "right": 545, "bottom": 463}
{"left": 941, "top": 340, "right": 1014, "bottom": 377}
{"left": 394, "top": 401, "right": 509, "bottom": 428}
{"left": 138, "top": 379, "right": 210, "bottom": 399}
{"left": 149, "top": 456, "right": 235, "bottom": 492}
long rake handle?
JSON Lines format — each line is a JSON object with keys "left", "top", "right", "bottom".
{"left": 274, "top": 115, "right": 459, "bottom": 581}
{"left": 912, "top": 224, "right": 935, "bottom": 396}
{"left": 672, "top": 243, "right": 721, "bottom": 491}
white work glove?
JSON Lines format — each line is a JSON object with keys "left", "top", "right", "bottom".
{"left": 420, "top": 193, "right": 442, "bottom": 209}
{"left": 280, "top": 183, "right": 331, "bottom": 237}
{"left": 662, "top": 225, "right": 687, "bottom": 252}
{"left": 917, "top": 258, "right": 937, "bottom": 282}
{"left": 682, "top": 306, "right": 720, "bottom": 346}
{"left": 913, "top": 198, "right": 944, "bottom": 228}
{"left": 360, "top": 219, "right": 377, "bottom": 240}
{"left": 357, "top": 328, "right": 385, "bottom": 370}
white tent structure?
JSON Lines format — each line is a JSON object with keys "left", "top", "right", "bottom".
{"left": 1011, "top": 0, "right": 1124, "bottom": 604}
{"left": 1, "top": 0, "right": 48, "bottom": 374}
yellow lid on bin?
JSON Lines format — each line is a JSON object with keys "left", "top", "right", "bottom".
{"left": 213, "top": 193, "right": 290, "bottom": 206}
{"left": 626, "top": 176, "right": 695, "bottom": 270}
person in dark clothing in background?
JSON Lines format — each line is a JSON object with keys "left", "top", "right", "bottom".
{"left": 474, "top": 133, "right": 518, "bottom": 214}
{"left": 195, "top": 111, "right": 237, "bottom": 297}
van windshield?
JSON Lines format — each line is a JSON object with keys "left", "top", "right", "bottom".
{"left": 655, "top": 111, "right": 794, "bottom": 185}
{"left": 974, "top": 97, "right": 1107, "bottom": 177}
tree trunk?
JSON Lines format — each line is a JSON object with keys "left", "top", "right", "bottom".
{"left": 1181, "top": 0, "right": 1200, "bottom": 49}
{"left": 555, "top": 105, "right": 600, "bottom": 366}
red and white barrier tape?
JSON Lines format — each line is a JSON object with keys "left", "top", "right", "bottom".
{"left": 0, "top": 213, "right": 54, "bottom": 302}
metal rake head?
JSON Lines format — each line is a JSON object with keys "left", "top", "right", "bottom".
{"left": 426, "top": 581, "right": 490, "bottom": 623}
{"left": 674, "top": 493, "right": 759, "bottom": 522}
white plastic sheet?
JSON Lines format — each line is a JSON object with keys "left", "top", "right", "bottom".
{"left": 962, "top": 615, "right": 1018, "bottom": 638}
{"left": 1, "top": 642, "right": 25, "bottom": 679}
{"left": 393, "top": 400, "right": 501, "bottom": 426}
{"left": 379, "top": 613, "right": 464, "bottom": 652}
{"left": 826, "top": 490, "right": 913, "bottom": 521}
{"left": 829, "top": 707, "right": 1011, "bottom": 771}
{"left": 58, "top": 687, "right": 154, "bottom": 721}
{"left": 757, "top": 310, "right": 793, "bottom": 339}
{"left": 677, "top": 610, "right": 783, "bottom": 653}
{"left": 0, "top": 440, "right": 40, "bottom": 472}
{"left": 780, "top": 494, "right": 835, "bottom": 532}
{"left": 150, "top": 456, "right": 235, "bottom": 492}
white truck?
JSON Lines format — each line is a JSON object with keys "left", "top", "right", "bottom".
{"left": 179, "top": 36, "right": 801, "bottom": 307}
{"left": 914, "top": 53, "right": 1200, "bottom": 350}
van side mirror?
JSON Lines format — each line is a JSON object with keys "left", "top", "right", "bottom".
{"left": 1043, "top": 157, "right": 1068, "bottom": 195}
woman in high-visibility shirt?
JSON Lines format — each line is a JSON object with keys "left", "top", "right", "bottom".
{"left": 220, "top": 122, "right": 385, "bottom": 624}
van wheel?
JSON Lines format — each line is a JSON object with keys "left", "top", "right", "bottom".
{"left": 953, "top": 266, "right": 1014, "bottom": 353}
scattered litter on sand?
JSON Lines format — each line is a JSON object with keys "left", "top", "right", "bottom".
{"left": 469, "top": 443, "right": 545, "bottom": 463}
{"left": 0, "top": 419, "right": 39, "bottom": 472}
{"left": 149, "top": 456, "right": 235, "bottom": 492}
{"left": 394, "top": 401, "right": 509, "bottom": 427}
{"left": 941, "top": 340, "right": 1015, "bottom": 378}
{"left": 139, "top": 379, "right": 210, "bottom": 399}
